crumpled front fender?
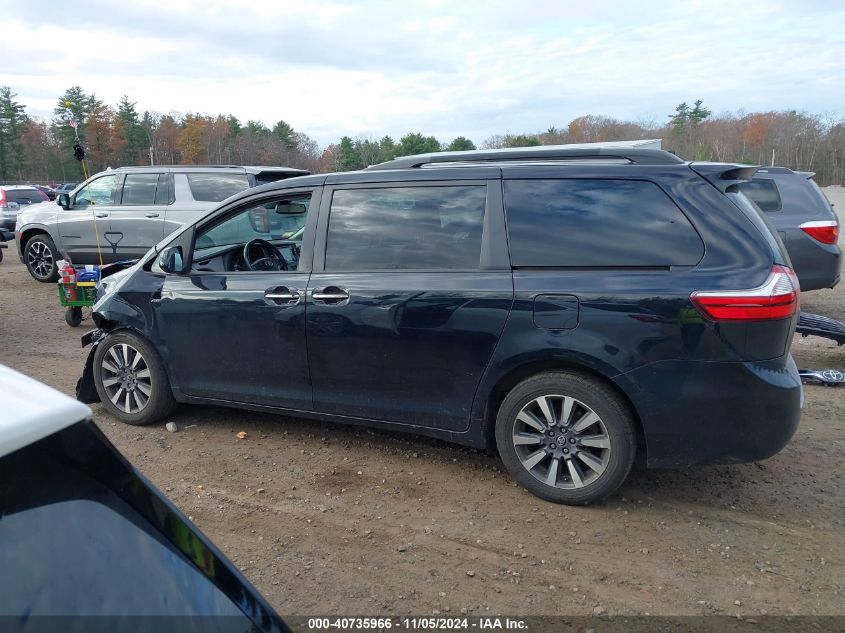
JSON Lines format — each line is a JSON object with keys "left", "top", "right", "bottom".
{"left": 76, "top": 329, "right": 105, "bottom": 404}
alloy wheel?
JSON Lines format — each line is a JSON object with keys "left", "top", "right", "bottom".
{"left": 27, "top": 241, "right": 54, "bottom": 279}
{"left": 512, "top": 394, "right": 612, "bottom": 489}
{"left": 100, "top": 343, "right": 152, "bottom": 414}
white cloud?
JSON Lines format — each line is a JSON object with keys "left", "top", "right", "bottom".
{"left": 1, "top": 0, "right": 843, "bottom": 146}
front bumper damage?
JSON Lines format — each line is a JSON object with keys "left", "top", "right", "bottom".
{"left": 76, "top": 328, "right": 105, "bottom": 404}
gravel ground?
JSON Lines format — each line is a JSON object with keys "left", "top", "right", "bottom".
{"left": 2, "top": 188, "right": 844, "bottom": 618}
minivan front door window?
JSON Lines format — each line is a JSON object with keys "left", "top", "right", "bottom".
{"left": 192, "top": 195, "right": 310, "bottom": 273}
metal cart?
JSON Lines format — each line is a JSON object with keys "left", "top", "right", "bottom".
{"left": 57, "top": 280, "right": 98, "bottom": 327}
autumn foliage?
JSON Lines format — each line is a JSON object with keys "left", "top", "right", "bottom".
{"left": 1, "top": 87, "right": 844, "bottom": 186}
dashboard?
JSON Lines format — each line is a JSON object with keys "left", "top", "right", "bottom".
{"left": 191, "top": 241, "right": 299, "bottom": 273}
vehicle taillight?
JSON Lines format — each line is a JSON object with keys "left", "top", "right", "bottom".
{"left": 800, "top": 220, "right": 839, "bottom": 245}
{"left": 690, "top": 265, "right": 800, "bottom": 322}
{"left": 0, "top": 189, "right": 5, "bottom": 207}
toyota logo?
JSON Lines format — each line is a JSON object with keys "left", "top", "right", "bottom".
{"left": 821, "top": 369, "right": 845, "bottom": 382}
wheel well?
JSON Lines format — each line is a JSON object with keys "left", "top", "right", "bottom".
{"left": 484, "top": 360, "right": 647, "bottom": 462}
{"left": 20, "top": 228, "right": 49, "bottom": 248}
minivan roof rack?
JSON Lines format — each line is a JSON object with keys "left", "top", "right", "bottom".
{"left": 366, "top": 140, "right": 684, "bottom": 170}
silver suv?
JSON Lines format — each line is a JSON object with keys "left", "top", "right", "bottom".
{"left": 16, "top": 165, "right": 307, "bottom": 281}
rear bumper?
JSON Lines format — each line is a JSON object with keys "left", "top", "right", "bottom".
{"left": 621, "top": 354, "right": 802, "bottom": 468}
{"left": 0, "top": 217, "right": 16, "bottom": 231}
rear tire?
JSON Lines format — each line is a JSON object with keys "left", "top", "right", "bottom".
{"left": 24, "top": 233, "right": 59, "bottom": 282}
{"left": 93, "top": 330, "right": 174, "bottom": 426}
{"left": 495, "top": 371, "right": 636, "bottom": 505}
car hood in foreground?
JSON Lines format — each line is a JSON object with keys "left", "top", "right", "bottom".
{"left": 0, "top": 364, "right": 92, "bottom": 459}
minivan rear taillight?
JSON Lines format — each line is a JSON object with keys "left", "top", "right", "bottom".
{"left": 800, "top": 220, "right": 839, "bottom": 245}
{"left": 690, "top": 265, "right": 800, "bottom": 322}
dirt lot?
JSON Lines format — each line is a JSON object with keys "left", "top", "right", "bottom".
{"left": 2, "top": 189, "right": 844, "bottom": 618}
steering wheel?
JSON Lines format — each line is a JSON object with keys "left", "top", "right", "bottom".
{"left": 243, "top": 238, "right": 287, "bottom": 271}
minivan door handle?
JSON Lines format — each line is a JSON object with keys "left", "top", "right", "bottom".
{"left": 312, "top": 286, "right": 349, "bottom": 304}
{"left": 94, "top": 212, "right": 109, "bottom": 218}
{"left": 145, "top": 212, "right": 160, "bottom": 218}
{"left": 264, "top": 286, "right": 300, "bottom": 306}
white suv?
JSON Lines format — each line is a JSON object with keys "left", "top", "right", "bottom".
{"left": 16, "top": 165, "right": 307, "bottom": 281}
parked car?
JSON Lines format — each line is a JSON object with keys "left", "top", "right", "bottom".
{"left": 1, "top": 185, "right": 50, "bottom": 231}
{"left": 0, "top": 228, "right": 11, "bottom": 262}
{"left": 32, "top": 184, "right": 58, "bottom": 200}
{"left": 54, "top": 182, "right": 79, "bottom": 193}
{"left": 0, "top": 363, "right": 290, "bottom": 630}
{"left": 738, "top": 167, "right": 841, "bottom": 291}
{"left": 15, "top": 165, "right": 308, "bottom": 282}
{"left": 76, "top": 145, "right": 803, "bottom": 505}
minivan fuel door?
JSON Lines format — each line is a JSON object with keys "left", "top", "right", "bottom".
{"left": 533, "top": 294, "right": 580, "bottom": 329}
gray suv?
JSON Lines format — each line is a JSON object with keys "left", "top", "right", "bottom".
{"left": 16, "top": 165, "right": 307, "bottom": 281}
{"left": 738, "top": 167, "right": 840, "bottom": 291}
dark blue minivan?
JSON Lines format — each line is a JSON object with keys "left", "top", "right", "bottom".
{"left": 77, "top": 146, "right": 803, "bottom": 504}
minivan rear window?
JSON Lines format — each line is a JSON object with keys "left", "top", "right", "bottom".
{"left": 187, "top": 173, "right": 249, "bottom": 202}
{"left": 738, "top": 179, "right": 782, "bottom": 212}
{"left": 504, "top": 179, "right": 704, "bottom": 267}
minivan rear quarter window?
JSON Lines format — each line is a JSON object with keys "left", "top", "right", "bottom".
{"left": 326, "top": 185, "right": 486, "bottom": 270}
{"left": 187, "top": 173, "right": 249, "bottom": 202}
{"left": 504, "top": 179, "right": 704, "bottom": 267}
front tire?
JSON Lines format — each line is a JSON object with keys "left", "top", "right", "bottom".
{"left": 495, "top": 371, "right": 636, "bottom": 505}
{"left": 93, "top": 330, "right": 174, "bottom": 426}
{"left": 24, "top": 233, "right": 60, "bottom": 282}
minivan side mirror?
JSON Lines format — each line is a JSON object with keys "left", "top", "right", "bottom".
{"left": 157, "top": 246, "right": 185, "bottom": 274}
{"left": 57, "top": 193, "right": 70, "bottom": 209}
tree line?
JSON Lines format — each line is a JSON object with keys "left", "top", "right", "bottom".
{"left": 1, "top": 87, "right": 844, "bottom": 186}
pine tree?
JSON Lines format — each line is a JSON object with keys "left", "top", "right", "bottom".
{"left": 0, "top": 86, "right": 28, "bottom": 180}
{"left": 337, "top": 136, "right": 361, "bottom": 171}
{"left": 52, "top": 86, "right": 89, "bottom": 179}
{"left": 116, "top": 95, "right": 147, "bottom": 165}
{"left": 396, "top": 132, "right": 441, "bottom": 157}
{"left": 226, "top": 115, "right": 242, "bottom": 136}
{"left": 272, "top": 120, "right": 297, "bottom": 151}
{"left": 447, "top": 136, "right": 476, "bottom": 151}
{"left": 378, "top": 135, "right": 396, "bottom": 162}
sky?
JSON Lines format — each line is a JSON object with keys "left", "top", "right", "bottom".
{"left": 1, "top": 0, "right": 844, "bottom": 146}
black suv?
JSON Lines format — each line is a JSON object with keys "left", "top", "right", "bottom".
{"left": 77, "top": 146, "right": 803, "bottom": 505}
{"left": 738, "top": 167, "right": 840, "bottom": 291}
